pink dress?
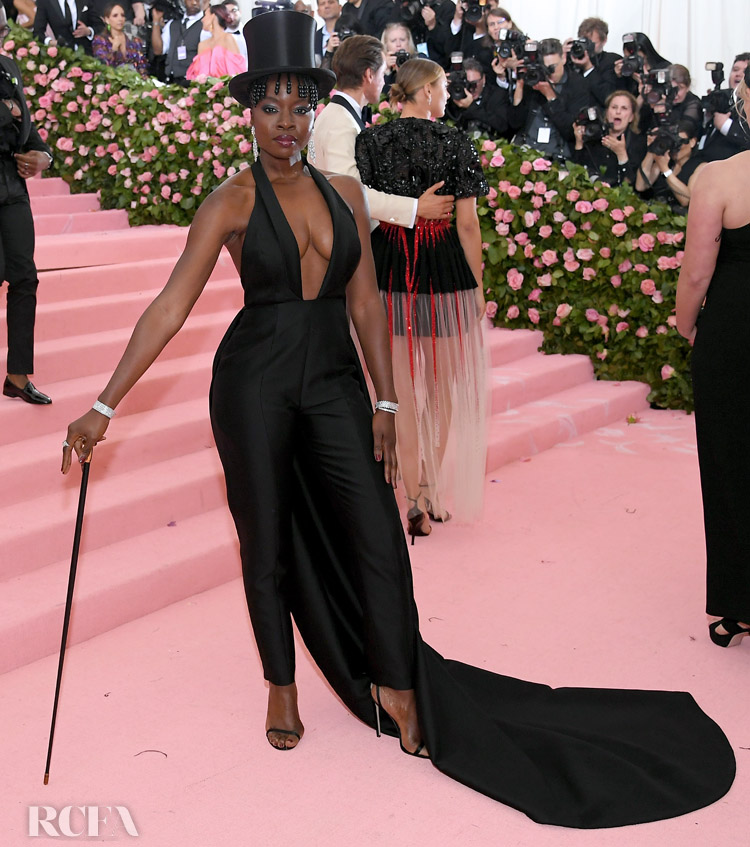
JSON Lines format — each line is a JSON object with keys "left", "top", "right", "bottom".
{"left": 186, "top": 45, "right": 247, "bottom": 80}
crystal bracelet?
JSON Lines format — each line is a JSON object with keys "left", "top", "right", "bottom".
{"left": 92, "top": 400, "right": 116, "bottom": 419}
{"left": 375, "top": 400, "right": 399, "bottom": 414}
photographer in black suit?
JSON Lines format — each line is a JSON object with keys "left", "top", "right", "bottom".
{"left": 151, "top": 0, "right": 203, "bottom": 85}
{"left": 564, "top": 17, "right": 620, "bottom": 108}
{"left": 0, "top": 11, "right": 53, "bottom": 404}
{"left": 695, "top": 54, "right": 750, "bottom": 163}
{"left": 339, "top": 0, "right": 396, "bottom": 38}
{"left": 509, "top": 37, "right": 591, "bottom": 160}
{"left": 444, "top": 56, "right": 510, "bottom": 138}
{"left": 33, "top": 0, "right": 97, "bottom": 53}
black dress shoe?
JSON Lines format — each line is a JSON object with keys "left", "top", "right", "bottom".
{"left": 3, "top": 377, "right": 52, "bottom": 405}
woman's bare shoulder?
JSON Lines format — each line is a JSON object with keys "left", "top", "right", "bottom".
{"left": 324, "top": 172, "right": 367, "bottom": 209}
{"left": 191, "top": 167, "right": 256, "bottom": 239}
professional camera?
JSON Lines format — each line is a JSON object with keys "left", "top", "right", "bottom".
{"left": 461, "top": 0, "right": 487, "bottom": 26}
{"left": 400, "top": 0, "right": 441, "bottom": 27}
{"left": 494, "top": 28, "right": 525, "bottom": 60}
{"left": 150, "top": 0, "right": 184, "bottom": 21}
{"left": 620, "top": 33, "right": 643, "bottom": 77}
{"left": 648, "top": 122, "right": 685, "bottom": 157}
{"left": 701, "top": 62, "right": 734, "bottom": 115}
{"left": 574, "top": 106, "right": 609, "bottom": 142}
{"left": 447, "top": 52, "right": 469, "bottom": 99}
{"left": 643, "top": 67, "right": 673, "bottom": 105}
{"left": 569, "top": 37, "right": 595, "bottom": 62}
{"left": 517, "top": 42, "right": 546, "bottom": 86}
{"left": 394, "top": 49, "right": 412, "bottom": 67}
{"left": 252, "top": 0, "right": 294, "bottom": 18}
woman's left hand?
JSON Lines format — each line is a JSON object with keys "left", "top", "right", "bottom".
{"left": 372, "top": 411, "right": 398, "bottom": 487}
{"left": 475, "top": 287, "right": 486, "bottom": 320}
{"left": 603, "top": 132, "right": 627, "bottom": 160}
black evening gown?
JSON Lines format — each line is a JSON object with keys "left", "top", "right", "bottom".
{"left": 692, "top": 224, "right": 750, "bottom": 622}
{"left": 210, "top": 158, "right": 735, "bottom": 829}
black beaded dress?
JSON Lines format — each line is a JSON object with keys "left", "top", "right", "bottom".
{"left": 209, "top": 157, "right": 735, "bottom": 829}
{"left": 355, "top": 118, "right": 489, "bottom": 521}
{"left": 691, "top": 224, "right": 750, "bottom": 621}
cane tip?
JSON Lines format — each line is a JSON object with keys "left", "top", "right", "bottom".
{"left": 43, "top": 773, "right": 49, "bottom": 785}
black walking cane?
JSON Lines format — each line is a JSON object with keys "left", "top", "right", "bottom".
{"left": 44, "top": 450, "right": 93, "bottom": 785}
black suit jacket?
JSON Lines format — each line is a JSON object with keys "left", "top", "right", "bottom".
{"left": 0, "top": 55, "right": 52, "bottom": 155}
{"left": 341, "top": 0, "right": 397, "bottom": 38}
{"left": 33, "top": 0, "right": 96, "bottom": 54}
{"left": 578, "top": 50, "right": 621, "bottom": 108}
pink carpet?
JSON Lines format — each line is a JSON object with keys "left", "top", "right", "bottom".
{"left": 2, "top": 409, "right": 748, "bottom": 846}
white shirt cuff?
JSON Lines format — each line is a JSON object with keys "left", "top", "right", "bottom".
{"left": 720, "top": 117, "right": 732, "bottom": 136}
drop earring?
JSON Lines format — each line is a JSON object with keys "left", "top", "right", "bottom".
{"left": 251, "top": 125, "right": 258, "bottom": 160}
{"left": 307, "top": 117, "right": 316, "bottom": 163}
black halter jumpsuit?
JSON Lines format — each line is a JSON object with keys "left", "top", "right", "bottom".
{"left": 208, "top": 158, "right": 735, "bottom": 829}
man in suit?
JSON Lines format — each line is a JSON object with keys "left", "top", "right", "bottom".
{"left": 0, "top": 10, "right": 54, "bottom": 404}
{"left": 312, "top": 34, "right": 453, "bottom": 230}
{"left": 444, "top": 57, "right": 511, "bottom": 139}
{"left": 314, "top": 0, "right": 341, "bottom": 67}
{"left": 151, "top": 0, "right": 204, "bottom": 86}
{"left": 565, "top": 17, "right": 620, "bottom": 109}
{"left": 33, "top": 0, "right": 97, "bottom": 53}
{"left": 339, "top": 0, "right": 396, "bottom": 39}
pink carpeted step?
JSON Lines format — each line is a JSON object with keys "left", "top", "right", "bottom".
{"left": 0, "top": 507, "right": 239, "bottom": 676}
{"left": 0, "top": 398, "right": 215, "bottom": 509}
{"left": 485, "top": 379, "right": 651, "bottom": 473}
{"left": 489, "top": 352, "right": 594, "bottom": 414}
{"left": 486, "top": 326, "right": 544, "bottom": 366}
{"left": 14, "top": 309, "right": 234, "bottom": 386}
{"left": 30, "top": 192, "right": 101, "bottom": 214}
{"left": 0, "top": 351, "right": 214, "bottom": 446}
{"left": 33, "top": 210, "right": 130, "bottom": 235}
{"left": 25, "top": 176, "right": 70, "bottom": 196}
{"left": 37, "top": 252, "right": 238, "bottom": 303}
{"left": 34, "top": 226, "right": 187, "bottom": 270}
{"left": 0, "top": 448, "right": 227, "bottom": 581}
{"left": 18, "top": 278, "right": 242, "bottom": 340}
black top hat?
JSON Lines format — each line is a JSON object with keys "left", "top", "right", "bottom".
{"left": 229, "top": 11, "right": 336, "bottom": 107}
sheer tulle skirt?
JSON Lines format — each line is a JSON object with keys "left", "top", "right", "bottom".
{"left": 385, "top": 289, "right": 487, "bottom": 522}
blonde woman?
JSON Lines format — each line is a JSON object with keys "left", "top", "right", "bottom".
{"left": 355, "top": 59, "right": 488, "bottom": 537}
{"left": 676, "top": 72, "right": 750, "bottom": 648}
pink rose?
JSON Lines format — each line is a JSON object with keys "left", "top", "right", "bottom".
{"left": 656, "top": 325, "right": 668, "bottom": 334}
{"left": 507, "top": 268, "right": 524, "bottom": 290}
{"left": 482, "top": 139, "right": 497, "bottom": 151}
{"left": 661, "top": 365, "right": 675, "bottom": 380}
{"left": 642, "top": 212, "right": 658, "bottom": 223}
{"left": 561, "top": 221, "right": 577, "bottom": 239}
{"left": 582, "top": 268, "right": 596, "bottom": 281}
{"left": 623, "top": 205, "right": 635, "bottom": 216}
{"left": 667, "top": 315, "right": 678, "bottom": 327}
{"left": 556, "top": 303, "right": 572, "bottom": 319}
{"left": 524, "top": 211, "right": 536, "bottom": 228}
{"left": 495, "top": 223, "right": 510, "bottom": 236}
{"left": 611, "top": 223, "right": 628, "bottom": 237}
{"left": 528, "top": 288, "right": 542, "bottom": 302}
{"left": 596, "top": 350, "right": 608, "bottom": 361}
{"left": 507, "top": 185, "right": 522, "bottom": 199}
{"left": 616, "top": 321, "right": 629, "bottom": 333}
{"left": 490, "top": 152, "right": 506, "bottom": 168}
{"left": 506, "top": 305, "right": 520, "bottom": 319}
{"left": 599, "top": 247, "right": 611, "bottom": 259}
{"left": 524, "top": 243, "right": 535, "bottom": 259}
{"left": 553, "top": 211, "right": 567, "bottom": 223}
{"left": 514, "top": 232, "right": 530, "bottom": 245}
{"left": 581, "top": 221, "right": 593, "bottom": 231}
{"left": 636, "top": 326, "right": 648, "bottom": 338}
{"left": 520, "top": 160, "right": 533, "bottom": 174}
{"left": 494, "top": 208, "right": 505, "bottom": 222}
{"left": 537, "top": 273, "right": 552, "bottom": 287}
{"left": 575, "top": 200, "right": 594, "bottom": 214}
{"left": 532, "top": 195, "right": 544, "bottom": 209}
{"left": 503, "top": 209, "right": 516, "bottom": 223}
{"left": 634, "top": 263, "right": 649, "bottom": 273}
{"left": 640, "top": 279, "right": 657, "bottom": 296}
{"left": 610, "top": 208, "right": 625, "bottom": 222}
{"left": 618, "top": 259, "right": 632, "bottom": 273}
{"left": 539, "top": 225, "right": 553, "bottom": 239}
{"left": 507, "top": 241, "right": 517, "bottom": 256}
{"left": 564, "top": 260, "right": 580, "bottom": 272}
{"left": 545, "top": 190, "right": 559, "bottom": 202}
{"left": 652, "top": 291, "right": 664, "bottom": 304}
{"left": 638, "top": 233, "right": 656, "bottom": 252}
{"left": 597, "top": 315, "right": 609, "bottom": 328}
{"left": 487, "top": 186, "right": 498, "bottom": 202}
{"left": 657, "top": 256, "right": 679, "bottom": 271}
{"left": 485, "top": 301, "right": 498, "bottom": 318}
{"left": 585, "top": 309, "right": 600, "bottom": 322}
{"left": 552, "top": 316, "right": 561, "bottom": 326}
{"left": 533, "top": 182, "right": 547, "bottom": 195}
{"left": 593, "top": 198, "right": 609, "bottom": 212}
{"left": 566, "top": 190, "right": 580, "bottom": 202}
{"left": 532, "top": 157, "right": 551, "bottom": 171}
{"left": 563, "top": 248, "right": 575, "bottom": 262}
{"left": 522, "top": 180, "right": 535, "bottom": 193}
{"left": 497, "top": 180, "right": 511, "bottom": 192}
{"left": 528, "top": 307, "right": 540, "bottom": 324}
{"left": 576, "top": 248, "right": 594, "bottom": 262}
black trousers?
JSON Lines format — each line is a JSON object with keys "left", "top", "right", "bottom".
{"left": 210, "top": 301, "right": 416, "bottom": 688}
{"left": 0, "top": 190, "right": 38, "bottom": 375}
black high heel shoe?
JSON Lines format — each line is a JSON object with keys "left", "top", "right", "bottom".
{"left": 406, "top": 497, "right": 430, "bottom": 545}
{"left": 371, "top": 684, "right": 429, "bottom": 758}
{"left": 708, "top": 618, "right": 750, "bottom": 648}
{"left": 419, "top": 485, "right": 451, "bottom": 523}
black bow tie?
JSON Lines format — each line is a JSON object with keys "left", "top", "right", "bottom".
{"left": 361, "top": 105, "right": 373, "bottom": 126}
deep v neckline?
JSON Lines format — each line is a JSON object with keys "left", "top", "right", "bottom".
{"left": 251, "top": 157, "right": 338, "bottom": 301}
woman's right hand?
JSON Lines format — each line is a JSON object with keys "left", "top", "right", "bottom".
{"left": 386, "top": 51, "right": 398, "bottom": 71}
{"left": 61, "top": 409, "right": 111, "bottom": 473}
{"left": 573, "top": 123, "right": 585, "bottom": 150}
